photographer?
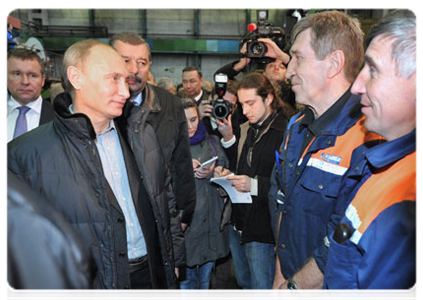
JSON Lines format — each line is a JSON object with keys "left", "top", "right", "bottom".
{"left": 214, "top": 19, "right": 296, "bottom": 111}
{"left": 215, "top": 38, "right": 289, "bottom": 81}
{"left": 199, "top": 78, "right": 240, "bottom": 173}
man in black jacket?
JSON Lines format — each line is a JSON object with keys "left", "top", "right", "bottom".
{"left": 8, "top": 39, "right": 178, "bottom": 289}
{"left": 111, "top": 32, "right": 196, "bottom": 237}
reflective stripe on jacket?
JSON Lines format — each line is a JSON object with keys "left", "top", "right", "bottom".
{"left": 324, "top": 130, "right": 416, "bottom": 289}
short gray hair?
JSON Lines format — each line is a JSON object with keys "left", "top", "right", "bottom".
{"left": 157, "top": 77, "right": 175, "bottom": 90}
{"left": 366, "top": 10, "right": 416, "bottom": 79}
{"left": 109, "top": 31, "right": 151, "bottom": 62}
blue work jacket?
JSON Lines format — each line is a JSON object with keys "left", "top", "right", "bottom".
{"left": 324, "top": 129, "right": 416, "bottom": 289}
{"left": 269, "top": 93, "right": 380, "bottom": 278}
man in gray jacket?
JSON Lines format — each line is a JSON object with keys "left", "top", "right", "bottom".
{"left": 111, "top": 32, "right": 196, "bottom": 237}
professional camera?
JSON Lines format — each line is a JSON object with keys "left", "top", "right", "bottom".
{"left": 241, "top": 10, "right": 286, "bottom": 59}
{"left": 211, "top": 73, "right": 233, "bottom": 120}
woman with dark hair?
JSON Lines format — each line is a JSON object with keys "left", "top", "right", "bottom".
{"left": 179, "top": 99, "right": 230, "bottom": 289}
{"left": 221, "top": 72, "right": 290, "bottom": 289}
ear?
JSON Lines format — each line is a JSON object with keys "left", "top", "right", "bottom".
{"left": 41, "top": 74, "right": 46, "bottom": 88}
{"left": 265, "top": 93, "right": 274, "bottom": 106}
{"left": 405, "top": 70, "right": 420, "bottom": 104}
{"left": 67, "top": 66, "right": 82, "bottom": 90}
{"left": 327, "top": 50, "right": 345, "bottom": 79}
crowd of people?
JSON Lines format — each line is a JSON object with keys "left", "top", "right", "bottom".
{"left": 7, "top": 9, "right": 415, "bottom": 291}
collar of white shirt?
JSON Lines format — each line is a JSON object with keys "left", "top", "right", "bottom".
{"left": 194, "top": 89, "right": 204, "bottom": 102}
{"left": 7, "top": 95, "right": 43, "bottom": 115}
{"left": 131, "top": 92, "right": 143, "bottom": 106}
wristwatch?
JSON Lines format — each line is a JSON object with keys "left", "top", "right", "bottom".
{"left": 287, "top": 277, "right": 307, "bottom": 300}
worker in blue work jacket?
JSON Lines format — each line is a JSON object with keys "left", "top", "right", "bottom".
{"left": 264, "top": 10, "right": 382, "bottom": 289}
{"left": 324, "top": 9, "right": 416, "bottom": 289}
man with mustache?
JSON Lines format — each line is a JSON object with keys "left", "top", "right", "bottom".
{"left": 7, "top": 48, "right": 54, "bottom": 142}
{"left": 111, "top": 32, "right": 195, "bottom": 274}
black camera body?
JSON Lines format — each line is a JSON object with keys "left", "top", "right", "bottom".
{"left": 212, "top": 99, "right": 233, "bottom": 120}
{"left": 212, "top": 73, "right": 233, "bottom": 120}
{"left": 243, "top": 10, "right": 286, "bottom": 59}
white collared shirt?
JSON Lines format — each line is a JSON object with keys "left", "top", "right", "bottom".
{"left": 194, "top": 89, "right": 204, "bottom": 102}
{"left": 131, "top": 93, "right": 143, "bottom": 106}
{"left": 69, "top": 103, "right": 147, "bottom": 259}
{"left": 7, "top": 95, "right": 43, "bottom": 142}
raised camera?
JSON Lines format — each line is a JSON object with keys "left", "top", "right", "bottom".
{"left": 242, "top": 10, "right": 286, "bottom": 59}
{"left": 212, "top": 73, "right": 233, "bottom": 120}
{"left": 246, "top": 41, "right": 268, "bottom": 58}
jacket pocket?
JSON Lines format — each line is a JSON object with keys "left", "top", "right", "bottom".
{"left": 324, "top": 234, "right": 360, "bottom": 289}
{"left": 299, "top": 167, "right": 342, "bottom": 216}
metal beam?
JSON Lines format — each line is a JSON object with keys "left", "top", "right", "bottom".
{"left": 89, "top": 9, "right": 95, "bottom": 28}
{"left": 141, "top": 9, "right": 147, "bottom": 38}
{"left": 193, "top": 9, "right": 201, "bottom": 67}
{"left": 246, "top": 9, "right": 251, "bottom": 26}
{"left": 194, "top": 9, "right": 200, "bottom": 38}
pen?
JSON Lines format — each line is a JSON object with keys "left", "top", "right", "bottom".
{"left": 275, "top": 150, "right": 280, "bottom": 165}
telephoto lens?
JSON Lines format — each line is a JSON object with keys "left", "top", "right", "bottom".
{"left": 247, "top": 41, "right": 268, "bottom": 58}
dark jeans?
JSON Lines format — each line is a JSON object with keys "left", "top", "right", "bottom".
{"left": 228, "top": 226, "right": 275, "bottom": 289}
{"left": 210, "top": 254, "right": 232, "bottom": 289}
{"left": 180, "top": 261, "right": 214, "bottom": 289}
{"left": 129, "top": 256, "right": 152, "bottom": 289}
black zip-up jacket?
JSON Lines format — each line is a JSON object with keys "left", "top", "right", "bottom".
{"left": 8, "top": 92, "right": 177, "bottom": 288}
{"left": 222, "top": 111, "right": 288, "bottom": 244}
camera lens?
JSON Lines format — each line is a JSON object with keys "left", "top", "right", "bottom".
{"left": 250, "top": 42, "right": 267, "bottom": 57}
{"left": 213, "top": 103, "right": 229, "bottom": 119}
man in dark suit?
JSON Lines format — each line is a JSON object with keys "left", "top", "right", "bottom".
{"left": 182, "top": 66, "right": 212, "bottom": 105}
{"left": 7, "top": 47, "right": 54, "bottom": 142}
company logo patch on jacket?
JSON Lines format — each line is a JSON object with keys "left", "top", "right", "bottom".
{"left": 321, "top": 152, "right": 342, "bottom": 165}
{"left": 305, "top": 117, "right": 381, "bottom": 176}
{"left": 306, "top": 156, "right": 348, "bottom": 176}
